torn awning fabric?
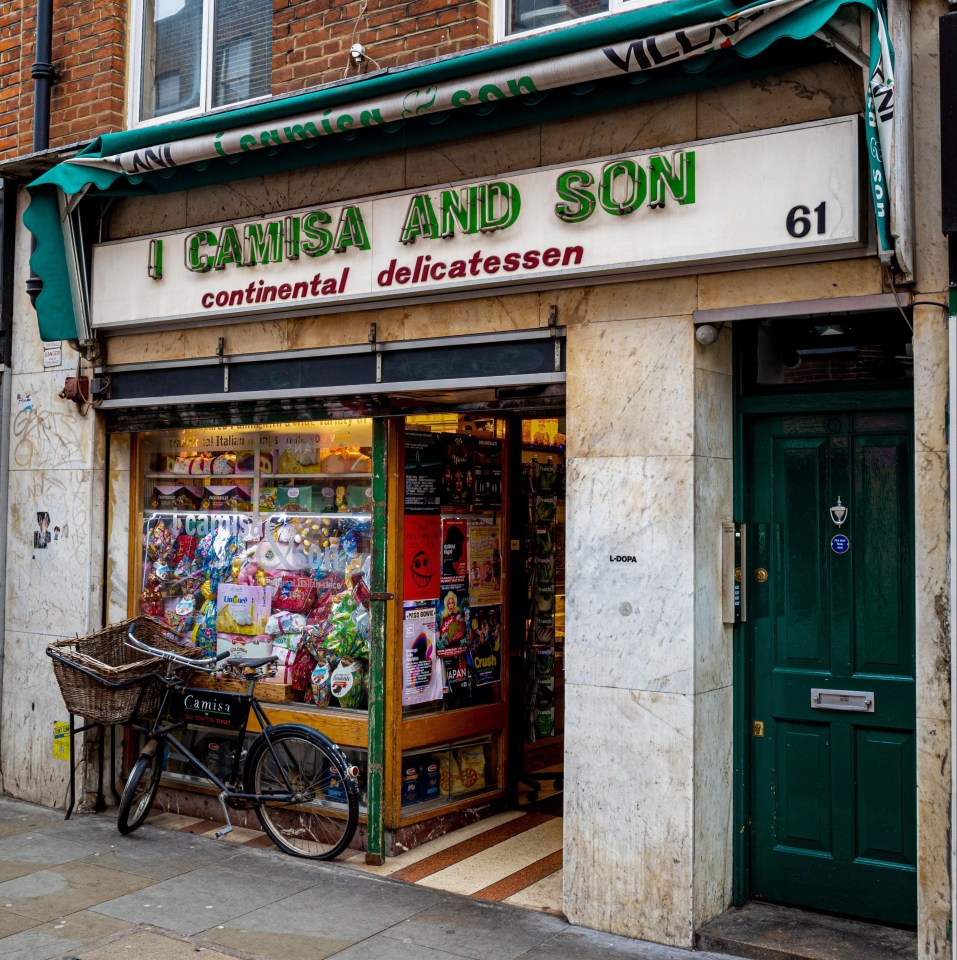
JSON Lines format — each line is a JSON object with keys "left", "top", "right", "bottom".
{"left": 24, "top": 0, "right": 896, "bottom": 342}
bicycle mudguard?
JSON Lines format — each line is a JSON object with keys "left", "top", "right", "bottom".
{"left": 255, "top": 724, "right": 359, "bottom": 795}
{"left": 139, "top": 738, "right": 160, "bottom": 757}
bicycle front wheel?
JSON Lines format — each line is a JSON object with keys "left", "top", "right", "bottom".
{"left": 117, "top": 743, "right": 164, "bottom": 834}
{"left": 245, "top": 727, "right": 358, "bottom": 859}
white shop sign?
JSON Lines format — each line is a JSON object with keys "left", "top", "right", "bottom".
{"left": 90, "top": 117, "right": 863, "bottom": 331}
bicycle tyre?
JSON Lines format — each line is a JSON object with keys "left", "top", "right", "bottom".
{"left": 244, "top": 726, "right": 358, "bottom": 860}
{"left": 117, "top": 744, "right": 163, "bottom": 834}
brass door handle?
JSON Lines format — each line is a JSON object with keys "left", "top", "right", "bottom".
{"left": 753, "top": 568, "right": 768, "bottom": 583}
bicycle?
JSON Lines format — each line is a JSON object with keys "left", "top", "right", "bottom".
{"left": 117, "top": 622, "right": 360, "bottom": 860}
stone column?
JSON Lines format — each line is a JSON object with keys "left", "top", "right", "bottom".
{"left": 561, "top": 278, "right": 732, "bottom": 947}
{"left": 0, "top": 190, "right": 105, "bottom": 806}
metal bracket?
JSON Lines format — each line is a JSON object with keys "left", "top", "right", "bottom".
{"left": 368, "top": 592, "right": 395, "bottom": 602}
{"left": 216, "top": 337, "right": 229, "bottom": 392}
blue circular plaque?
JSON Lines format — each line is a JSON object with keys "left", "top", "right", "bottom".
{"left": 830, "top": 534, "right": 850, "bottom": 554}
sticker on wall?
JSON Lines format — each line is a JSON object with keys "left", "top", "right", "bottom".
{"left": 43, "top": 342, "right": 62, "bottom": 368}
{"left": 34, "top": 512, "right": 51, "bottom": 550}
{"left": 16, "top": 393, "right": 33, "bottom": 412}
{"left": 53, "top": 721, "right": 70, "bottom": 761}
{"left": 831, "top": 534, "right": 850, "bottom": 554}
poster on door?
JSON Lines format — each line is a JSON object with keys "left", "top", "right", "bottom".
{"left": 402, "top": 604, "right": 442, "bottom": 706}
{"left": 467, "top": 604, "right": 502, "bottom": 686}
{"left": 468, "top": 524, "right": 502, "bottom": 605}
{"left": 403, "top": 514, "right": 441, "bottom": 601}
{"left": 473, "top": 438, "right": 502, "bottom": 509}
{"left": 405, "top": 432, "right": 443, "bottom": 514}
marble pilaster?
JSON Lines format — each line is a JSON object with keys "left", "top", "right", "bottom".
{"left": 0, "top": 190, "right": 105, "bottom": 805}
{"left": 563, "top": 308, "right": 734, "bottom": 946}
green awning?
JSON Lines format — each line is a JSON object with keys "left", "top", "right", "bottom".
{"left": 25, "top": 0, "right": 895, "bottom": 342}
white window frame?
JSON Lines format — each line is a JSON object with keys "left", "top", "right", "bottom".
{"left": 127, "top": 0, "right": 269, "bottom": 128}
{"left": 493, "top": 0, "right": 669, "bottom": 42}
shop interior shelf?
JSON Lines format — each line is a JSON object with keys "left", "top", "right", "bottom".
{"left": 141, "top": 510, "right": 373, "bottom": 519}
{"left": 262, "top": 473, "right": 373, "bottom": 480}
{"left": 146, "top": 473, "right": 257, "bottom": 480}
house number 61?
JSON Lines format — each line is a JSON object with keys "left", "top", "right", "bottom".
{"left": 786, "top": 202, "right": 826, "bottom": 238}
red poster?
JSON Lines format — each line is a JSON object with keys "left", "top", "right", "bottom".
{"left": 403, "top": 514, "right": 441, "bottom": 601}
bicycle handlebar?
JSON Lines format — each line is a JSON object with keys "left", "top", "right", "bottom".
{"left": 126, "top": 626, "right": 227, "bottom": 671}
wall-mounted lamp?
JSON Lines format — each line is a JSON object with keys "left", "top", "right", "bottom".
{"left": 694, "top": 323, "right": 722, "bottom": 346}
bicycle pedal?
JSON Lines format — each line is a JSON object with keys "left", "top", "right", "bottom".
{"left": 214, "top": 825, "right": 233, "bottom": 839}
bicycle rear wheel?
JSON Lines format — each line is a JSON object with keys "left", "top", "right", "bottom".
{"left": 117, "top": 743, "right": 164, "bottom": 834}
{"left": 244, "top": 727, "right": 358, "bottom": 859}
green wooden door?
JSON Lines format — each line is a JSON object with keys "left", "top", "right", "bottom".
{"left": 747, "top": 409, "right": 916, "bottom": 925}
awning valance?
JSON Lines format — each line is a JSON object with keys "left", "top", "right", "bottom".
{"left": 24, "top": 0, "right": 896, "bottom": 342}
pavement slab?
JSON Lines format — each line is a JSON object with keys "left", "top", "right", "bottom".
{"left": 521, "top": 928, "right": 733, "bottom": 960}
{"left": 0, "top": 803, "right": 63, "bottom": 841}
{"left": 0, "top": 831, "right": 113, "bottom": 866}
{"left": 77, "top": 929, "right": 246, "bottom": 959}
{"left": 327, "top": 932, "right": 480, "bottom": 960}
{"left": 201, "top": 871, "right": 448, "bottom": 952}
{"left": 90, "top": 855, "right": 327, "bottom": 936}
{"left": 0, "top": 859, "right": 154, "bottom": 922}
{"left": 380, "top": 894, "right": 569, "bottom": 960}
{"left": 77, "top": 823, "right": 241, "bottom": 881}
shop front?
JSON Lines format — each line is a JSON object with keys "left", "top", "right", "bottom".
{"left": 83, "top": 113, "right": 864, "bottom": 862}
{"left": 9, "top": 4, "right": 951, "bottom": 951}
{"left": 114, "top": 398, "right": 567, "bottom": 854}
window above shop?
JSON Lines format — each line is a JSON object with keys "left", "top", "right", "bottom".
{"left": 131, "top": 0, "right": 272, "bottom": 125}
{"left": 495, "top": 0, "right": 667, "bottom": 40}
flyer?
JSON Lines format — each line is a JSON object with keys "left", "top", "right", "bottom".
{"left": 441, "top": 434, "right": 473, "bottom": 508}
{"left": 440, "top": 518, "right": 469, "bottom": 583}
{"left": 402, "top": 604, "right": 442, "bottom": 706}
{"left": 404, "top": 431, "right": 443, "bottom": 513}
{"left": 473, "top": 438, "right": 503, "bottom": 509}
{"left": 436, "top": 585, "right": 469, "bottom": 658}
{"left": 468, "top": 524, "right": 502, "bottom": 605}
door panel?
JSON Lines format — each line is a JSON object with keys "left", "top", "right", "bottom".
{"left": 748, "top": 410, "right": 916, "bottom": 926}
{"left": 775, "top": 722, "right": 832, "bottom": 853}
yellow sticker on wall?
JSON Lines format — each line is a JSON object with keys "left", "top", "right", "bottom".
{"left": 53, "top": 721, "right": 70, "bottom": 761}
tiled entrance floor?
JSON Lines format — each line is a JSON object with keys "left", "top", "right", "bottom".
{"left": 145, "top": 801, "right": 565, "bottom": 916}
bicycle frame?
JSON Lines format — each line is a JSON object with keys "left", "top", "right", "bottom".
{"left": 134, "top": 672, "right": 300, "bottom": 806}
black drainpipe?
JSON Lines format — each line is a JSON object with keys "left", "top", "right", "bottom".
{"left": 26, "top": 0, "right": 56, "bottom": 308}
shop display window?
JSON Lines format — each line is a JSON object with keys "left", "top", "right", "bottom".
{"left": 401, "top": 415, "right": 506, "bottom": 717}
{"left": 144, "top": 726, "right": 369, "bottom": 812}
{"left": 137, "top": 421, "right": 374, "bottom": 713}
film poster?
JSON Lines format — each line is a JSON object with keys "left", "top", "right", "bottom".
{"left": 467, "top": 604, "right": 502, "bottom": 686}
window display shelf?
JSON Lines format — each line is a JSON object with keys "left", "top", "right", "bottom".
{"left": 263, "top": 473, "right": 372, "bottom": 480}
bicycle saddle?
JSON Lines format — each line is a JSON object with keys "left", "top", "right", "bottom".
{"left": 227, "top": 655, "right": 279, "bottom": 669}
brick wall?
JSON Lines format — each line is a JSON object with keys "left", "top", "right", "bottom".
{"left": 274, "top": 0, "right": 490, "bottom": 89}
{"left": 0, "top": 0, "right": 127, "bottom": 160}
{"left": 0, "top": 0, "right": 492, "bottom": 165}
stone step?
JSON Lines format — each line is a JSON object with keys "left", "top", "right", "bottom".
{"left": 695, "top": 902, "right": 916, "bottom": 960}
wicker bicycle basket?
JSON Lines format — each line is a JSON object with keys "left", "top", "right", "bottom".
{"left": 47, "top": 617, "right": 205, "bottom": 724}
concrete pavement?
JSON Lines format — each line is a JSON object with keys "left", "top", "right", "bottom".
{"left": 0, "top": 795, "right": 737, "bottom": 960}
